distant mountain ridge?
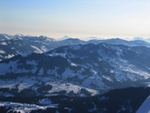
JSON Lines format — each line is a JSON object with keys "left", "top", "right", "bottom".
{"left": 0, "top": 34, "right": 150, "bottom": 61}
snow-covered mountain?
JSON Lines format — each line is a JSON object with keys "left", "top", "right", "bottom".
{"left": 133, "top": 37, "right": 150, "bottom": 44}
{"left": 0, "top": 34, "right": 85, "bottom": 61}
{"left": 1, "top": 33, "right": 150, "bottom": 112}
{"left": 0, "top": 34, "right": 87, "bottom": 61}
{"left": 88, "top": 38, "right": 150, "bottom": 47}
{"left": 1, "top": 34, "right": 150, "bottom": 62}
{"left": 0, "top": 43, "right": 150, "bottom": 97}
{"left": 0, "top": 34, "right": 14, "bottom": 41}
{"left": 0, "top": 34, "right": 56, "bottom": 61}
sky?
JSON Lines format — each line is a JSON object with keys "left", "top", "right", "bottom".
{"left": 1, "top": 0, "right": 150, "bottom": 40}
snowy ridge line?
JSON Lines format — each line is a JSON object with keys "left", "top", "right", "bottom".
{"left": 0, "top": 101, "right": 58, "bottom": 113}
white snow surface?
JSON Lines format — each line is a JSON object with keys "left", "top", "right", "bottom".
{"left": 0, "top": 75, "right": 99, "bottom": 97}
{"left": 0, "top": 101, "right": 58, "bottom": 113}
{"left": 0, "top": 42, "right": 7, "bottom": 45}
{"left": 41, "top": 45, "right": 48, "bottom": 52}
{"left": 47, "top": 82, "right": 98, "bottom": 96}
{"left": 0, "top": 50, "right": 5, "bottom": 54}
{"left": 5, "top": 54, "right": 15, "bottom": 59}
{"left": 31, "top": 45, "right": 43, "bottom": 53}
{"left": 47, "top": 53, "right": 66, "bottom": 58}
{"left": 110, "top": 59, "right": 150, "bottom": 82}
{"left": 71, "top": 63, "right": 77, "bottom": 67}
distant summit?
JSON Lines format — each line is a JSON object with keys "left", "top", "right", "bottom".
{"left": 133, "top": 37, "right": 150, "bottom": 43}
{"left": 59, "top": 35, "right": 72, "bottom": 40}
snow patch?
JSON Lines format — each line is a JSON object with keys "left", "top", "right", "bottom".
{"left": 0, "top": 42, "right": 7, "bottom": 45}
{"left": 17, "top": 83, "right": 32, "bottom": 92}
{"left": 47, "top": 53, "right": 66, "bottom": 58}
{"left": 41, "top": 45, "right": 48, "bottom": 52}
{"left": 71, "top": 63, "right": 77, "bottom": 67}
{"left": 0, "top": 50, "right": 5, "bottom": 54}
{"left": 0, "top": 101, "right": 58, "bottom": 113}
{"left": 5, "top": 54, "right": 14, "bottom": 59}
{"left": 47, "top": 82, "right": 98, "bottom": 96}
{"left": 31, "top": 45, "right": 43, "bottom": 53}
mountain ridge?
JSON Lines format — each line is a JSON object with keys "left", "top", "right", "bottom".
{"left": 0, "top": 33, "right": 150, "bottom": 113}
{"left": 0, "top": 34, "right": 150, "bottom": 62}
{"left": 0, "top": 43, "right": 150, "bottom": 97}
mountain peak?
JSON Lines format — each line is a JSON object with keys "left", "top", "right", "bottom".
{"left": 14, "top": 34, "right": 24, "bottom": 37}
{"left": 59, "top": 35, "right": 79, "bottom": 41}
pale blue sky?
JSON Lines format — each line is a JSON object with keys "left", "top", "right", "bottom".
{"left": 1, "top": 0, "right": 150, "bottom": 39}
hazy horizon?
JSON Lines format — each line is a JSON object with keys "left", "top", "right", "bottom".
{"left": 1, "top": 0, "right": 150, "bottom": 40}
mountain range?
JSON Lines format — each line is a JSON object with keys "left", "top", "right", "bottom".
{"left": 0, "top": 34, "right": 150, "bottom": 61}
{"left": 0, "top": 34, "right": 150, "bottom": 113}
